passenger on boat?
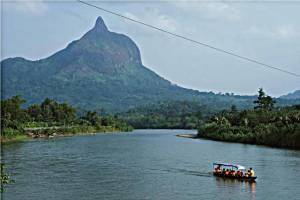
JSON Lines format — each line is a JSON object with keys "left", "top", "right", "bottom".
{"left": 250, "top": 168, "right": 255, "bottom": 177}
{"left": 225, "top": 169, "right": 230, "bottom": 176}
{"left": 222, "top": 168, "right": 226, "bottom": 175}
{"left": 246, "top": 170, "right": 253, "bottom": 177}
{"left": 231, "top": 170, "right": 236, "bottom": 176}
{"left": 214, "top": 165, "right": 222, "bottom": 173}
{"left": 237, "top": 170, "right": 243, "bottom": 177}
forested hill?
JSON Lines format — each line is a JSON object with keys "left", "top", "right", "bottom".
{"left": 1, "top": 17, "right": 299, "bottom": 112}
{"left": 280, "top": 90, "right": 300, "bottom": 100}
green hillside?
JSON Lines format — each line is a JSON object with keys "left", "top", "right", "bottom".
{"left": 1, "top": 17, "right": 298, "bottom": 112}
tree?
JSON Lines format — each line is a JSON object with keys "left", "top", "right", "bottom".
{"left": 1, "top": 96, "right": 29, "bottom": 129}
{"left": 40, "top": 98, "right": 55, "bottom": 122}
{"left": 230, "top": 105, "right": 238, "bottom": 113}
{"left": 82, "top": 111, "right": 101, "bottom": 126}
{"left": 58, "top": 103, "right": 76, "bottom": 124}
{"left": 254, "top": 88, "right": 276, "bottom": 111}
{"left": 35, "top": 98, "right": 76, "bottom": 124}
{"left": 196, "top": 111, "right": 203, "bottom": 127}
{"left": 27, "top": 104, "right": 43, "bottom": 121}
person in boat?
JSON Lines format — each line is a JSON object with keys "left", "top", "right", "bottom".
{"left": 222, "top": 168, "right": 226, "bottom": 175}
{"left": 250, "top": 167, "right": 255, "bottom": 177}
{"left": 231, "top": 170, "right": 236, "bottom": 176}
{"left": 214, "top": 165, "right": 222, "bottom": 173}
{"left": 240, "top": 171, "right": 243, "bottom": 177}
{"left": 246, "top": 169, "right": 253, "bottom": 177}
{"left": 245, "top": 170, "right": 249, "bottom": 177}
{"left": 225, "top": 169, "right": 230, "bottom": 176}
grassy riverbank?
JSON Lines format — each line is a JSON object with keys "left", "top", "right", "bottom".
{"left": 1, "top": 96, "right": 133, "bottom": 143}
{"left": 1, "top": 132, "right": 29, "bottom": 143}
{"left": 1, "top": 125, "right": 132, "bottom": 143}
{"left": 197, "top": 89, "right": 300, "bottom": 149}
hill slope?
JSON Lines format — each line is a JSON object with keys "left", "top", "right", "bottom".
{"left": 1, "top": 17, "right": 287, "bottom": 112}
{"left": 280, "top": 90, "right": 300, "bottom": 100}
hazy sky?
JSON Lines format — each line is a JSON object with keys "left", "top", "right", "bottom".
{"left": 2, "top": 0, "right": 300, "bottom": 96}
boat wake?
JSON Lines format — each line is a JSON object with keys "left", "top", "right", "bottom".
{"left": 161, "top": 167, "right": 212, "bottom": 177}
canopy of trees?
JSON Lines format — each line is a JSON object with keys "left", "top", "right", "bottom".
{"left": 198, "top": 89, "right": 300, "bottom": 149}
{"left": 254, "top": 88, "right": 276, "bottom": 110}
{"left": 119, "top": 101, "right": 209, "bottom": 129}
{"left": 1, "top": 96, "right": 132, "bottom": 139}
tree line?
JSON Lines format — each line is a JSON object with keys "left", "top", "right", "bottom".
{"left": 2, "top": 89, "right": 300, "bottom": 149}
{"left": 1, "top": 96, "right": 132, "bottom": 140}
{"left": 119, "top": 101, "right": 208, "bottom": 129}
{"left": 198, "top": 88, "right": 300, "bottom": 149}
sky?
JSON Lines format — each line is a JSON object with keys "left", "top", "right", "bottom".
{"left": 2, "top": 0, "right": 300, "bottom": 97}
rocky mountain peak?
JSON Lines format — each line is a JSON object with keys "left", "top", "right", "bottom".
{"left": 93, "top": 16, "right": 108, "bottom": 33}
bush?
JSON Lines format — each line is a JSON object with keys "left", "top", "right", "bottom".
{"left": 197, "top": 105, "right": 300, "bottom": 149}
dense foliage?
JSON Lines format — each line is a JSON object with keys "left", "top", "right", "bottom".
{"left": 198, "top": 89, "right": 300, "bottom": 149}
{"left": 1, "top": 96, "right": 132, "bottom": 141}
{"left": 119, "top": 101, "right": 210, "bottom": 129}
{"left": 1, "top": 163, "right": 14, "bottom": 193}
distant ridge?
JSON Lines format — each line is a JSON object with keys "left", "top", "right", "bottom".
{"left": 280, "top": 90, "right": 300, "bottom": 100}
{"left": 1, "top": 17, "right": 298, "bottom": 111}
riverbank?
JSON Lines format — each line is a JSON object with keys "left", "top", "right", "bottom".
{"left": 176, "top": 132, "right": 300, "bottom": 150}
{"left": 196, "top": 106, "right": 300, "bottom": 149}
{"left": 195, "top": 89, "right": 300, "bottom": 150}
{"left": 176, "top": 134, "right": 197, "bottom": 139}
{"left": 1, "top": 134, "right": 29, "bottom": 143}
{"left": 1, "top": 125, "right": 133, "bottom": 143}
{"left": 1, "top": 96, "right": 133, "bottom": 144}
{"left": 196, "top": 132, "right": 300, "bottom": 150}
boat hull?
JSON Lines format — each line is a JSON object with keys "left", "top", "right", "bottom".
{"left": 213, "top": 172, "right": 257, "bottom": 181}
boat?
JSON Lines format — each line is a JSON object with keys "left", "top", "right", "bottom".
{"left": 213, "top": 162, "right": 257, "bottom": 182}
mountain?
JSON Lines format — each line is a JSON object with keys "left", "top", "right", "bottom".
{"left": 280, "top": 90, "right": 300, "bottom": 100}
{"left": 1, "top": 17, "right": 294, "bottom": 112}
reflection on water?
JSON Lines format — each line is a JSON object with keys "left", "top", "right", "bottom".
{"left": 3, "top": 129, "right": 300, "bottom": 200}
{"left": 245, "top": 181, "right": 256, "bottom": 200}
{"left": 215, "top": 177, "right": 256, "bottom": 199}
{"left": 215, "top": 177, "right": 256, "bottom": 194}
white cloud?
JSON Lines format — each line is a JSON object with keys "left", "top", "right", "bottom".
{"left": 14, "top": 0, "right": 48, "bottom": 15}
{"left": 173, "top": 2, "right": 241, "bottom": 22}
{"left": 273, "top": 25, "right": 299, "bottom": 39}
{"left": 245, "top": 25, "right": 300, "bottom": 40}
{"left": 156, "top": 14, "right": 177, "bottom": 32}
{"left": 123, "top": 9, "right": 178, "bottom": 32}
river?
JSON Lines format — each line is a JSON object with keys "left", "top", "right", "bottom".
{"left": 3, "top": 129, "right": 300, "bottom": 200}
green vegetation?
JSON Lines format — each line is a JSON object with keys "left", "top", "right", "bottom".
{"left": 119, "top": 93, "right": 299, "bottom": 133}
{"left": 1, "top": 96, "right": 133, "bottom": 142}
{"left": 198, "top": 88, "right": 300, "bottom": 149}
{"left": 2, "top": 17, "right": 299, "bottom": 113}
{"left": 119, "top": 101, "right": 209, "bottom": 129}
{"left": 1, "top": 163, "right": 14, "bottom": 193}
